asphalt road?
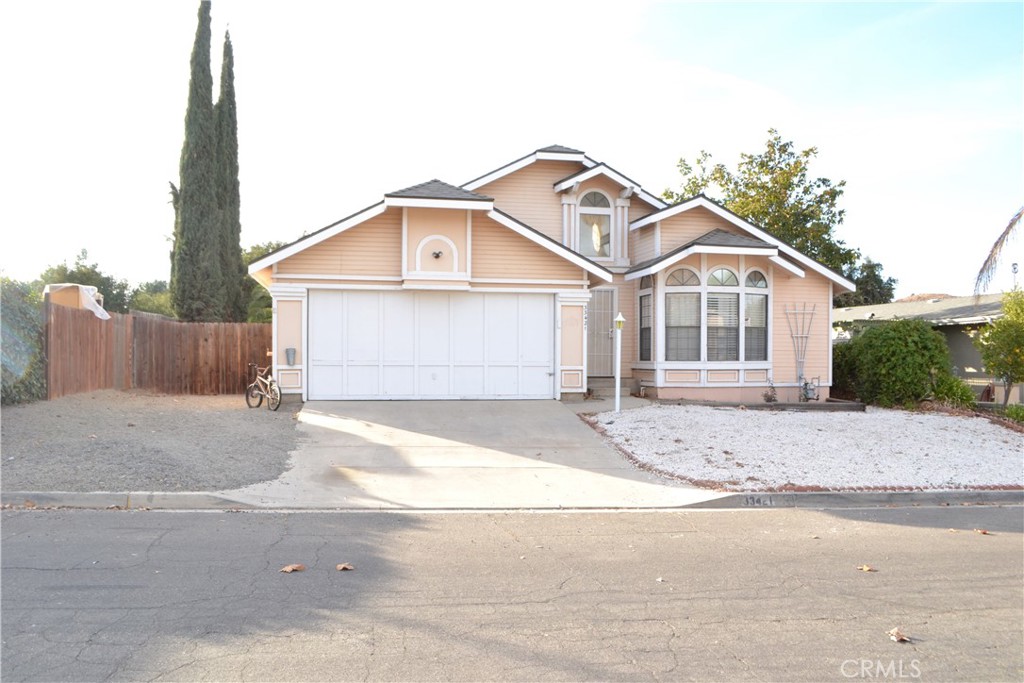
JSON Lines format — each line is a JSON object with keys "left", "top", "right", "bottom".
{"left": 2, "top": 507, "right": 1022, "bottom": 682}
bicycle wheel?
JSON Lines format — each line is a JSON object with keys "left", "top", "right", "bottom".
{"left": 245, "top": 382, "right": 263, "bottom": 408}
{"left": 267, "top": 381, "right": 282, "bottom": 411}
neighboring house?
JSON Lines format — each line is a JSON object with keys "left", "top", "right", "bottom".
{"left": 249, "top": 145, "right": 854, "bottom": 402}
{"left": 833, "top": 293, "right": 1021, "bottom": 404}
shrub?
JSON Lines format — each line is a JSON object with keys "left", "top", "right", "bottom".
{"left": 1005, "top": 404, "right": 1024, "bottom": 423}
{"left": 831, "top": 340, "right": 857, "bottom": 398}
{"left": 848, "top": 319, "right": 951, "bottom": 407}
{"left": 1, "top": 278, "right": 46, "bottom": 405}
{"left": 932, "top": 373, "right": 976, "bottom": 410}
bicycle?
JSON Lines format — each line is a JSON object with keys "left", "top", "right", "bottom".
{"left": 245, "top": 363, "right": 282, "bottom": 411}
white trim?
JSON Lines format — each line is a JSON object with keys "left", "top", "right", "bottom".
{"left": 462, "top": 151, "right": 593, "bottom": 191}
{"left": 401, "top": 283, "right": 472, "bottom": 291}
{"left": 486, "top": 210, "right": 613, "bottom": 282}
{"left": 401, "top": 207, "right": 409, "bottom": 279}
{"left": 249, "top": 202, "right": 387, "bottom": 273}
{"left": 273, "top": 274, "right": 403, "bottom": 282}
{"left": 404, "top": 273, "right": 471, "bottom": 282}
{"left": 384, "top": 197, "right": 493, "bottom": 211}
{"left": 828, "top": 282, "right": 834, "bottom": 388}
{"left": 769, "top": 255, "right": 805, "bottom": 278}
{"left": 625, "top": 245, "right": 779, "bottom": 280}
{"left": 466, "top": 211, "right": 473, "bottom": 280}
{"left": 629, "top": 196, "right": 854, "bottom": 291}
{"left": 472, "top": 278, "right": 591, "bottom": 285}
{"left": 414, "top": 234, "right": 460, "bottom": 272}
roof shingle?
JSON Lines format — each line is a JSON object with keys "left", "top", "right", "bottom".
{"left": 386, "top": 179, "right": 492, "bottom": 201}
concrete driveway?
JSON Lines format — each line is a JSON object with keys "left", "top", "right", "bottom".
{"left": 223, "top": 400, "right": 725, "bottom": 509}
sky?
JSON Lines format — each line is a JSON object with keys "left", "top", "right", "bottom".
{"left": 1, "top": 1, "right": 1021, "bottom": 299}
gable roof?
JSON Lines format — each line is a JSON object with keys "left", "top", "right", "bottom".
{"left": 833, "top": 293, "right": 1005, "bottom": 327}
{"left": 552, "top": 163, "right": 667, "bottom": 210}
{"left": 487, "top": 208, "right": 613, "bottom": 282}
{"left": 536, "top": 144, "right": 584, "bottom": 154}
{"left": 626, "top": 228, "right": 805, "bottom": 280}
{"left": 630, "top": 194, "right": 855, "bottom": 291}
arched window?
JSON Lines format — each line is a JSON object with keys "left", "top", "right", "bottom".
{"left": 746, "top": 271, "right": 767, "bottom": 288}
{"left": 706, "top": 267, "right": 739, "bottom": 361}
{"left": 664, "top": 268, "right": 700, "bottom": 361}
{"left": 708, "top": 268, "right": 739, "bottom": 286}
{"left": 638, "top": 275, "right": 653, "bottom": 361}
{"left": 578, "top": 191, "right": 612, "bottom": 258}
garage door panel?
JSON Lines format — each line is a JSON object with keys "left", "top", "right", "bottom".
{"left": 346, "top": 293, "right": 380, "bottom": 363}
{"left": 418, "top": 366, "right": 449, "bottom": 395}
{"left": 309, "top": 365, "right": 344, "bottom": 399}
{"left": 418, "top": 294, "right": 451, "bottom": 364}
{"left": 309, "top": 291, "right": 344, "bottom": 363}
{"left": 383, "top": 366, "right": 414, "bottom": 395}
{"left": 486, "top": 295, "right": 518, "bottom": 363}
{"left": 346, "top": 365, "right": 379, "bottom": 396}
{"left": 520, "top": 296, "right": 553, "bottom": 362}
{"left": 452, "top": 294, "right": 485, "bottom": 363}
{"left": 521, "top": 366, "right": 553, "bottom": 396}
{"left": 383, "top": 293, "right": 415, "bottom": 363}
{"left": 452, "top": 366, "right": 485, "bottom": 396}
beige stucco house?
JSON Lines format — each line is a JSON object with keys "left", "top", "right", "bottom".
{"left": 249, "top": 145, "right": 854, "bottom": 402}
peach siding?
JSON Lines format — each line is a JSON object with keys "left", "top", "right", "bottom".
{"left": 630, "top": 226, "right": 657, "bottom": 264}
{"left": 650, "top": 386, "right": 830, "bottom": 402}
{"left": 561, "top": 305, "right": 584, "bottom": 367}
{"left": 406, "top": 208, "right": 467, "bottom": 273}
{"left": 659, "top": 207, "right": 742, "bottom": 252}
{"left": 276, "top": 300, "right": 302, "bottom": 366}
{"left": 472, "top": 214, "right": 584, "bottom": 280}
{"left": 771, "top": 272, "right": 832, "bottom": 386}
{"left": 578, "top": 176, "right": 627, "bottom": 202}
{"left": 474, "top": 160, "right": 584, "bottom": 241}
{"left": 277, "top": 209, "right": 402, "bottom": 276}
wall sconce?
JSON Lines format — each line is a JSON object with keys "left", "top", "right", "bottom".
{"left": 432, "top": 250, "right": 443, "bottom": 259}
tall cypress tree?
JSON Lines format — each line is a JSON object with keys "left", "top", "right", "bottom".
{"left": 214, "top": 31, "right": 245, "bottom": 322}
{"left": 171, "top": 0, "right": 224, "bottom": 322}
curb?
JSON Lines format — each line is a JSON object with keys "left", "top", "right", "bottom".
{"left": 684, "top": 489, "right": 1024, "bottom": 509}
{"left": 2, "top": 489, "right": 1021, "bottom": 512}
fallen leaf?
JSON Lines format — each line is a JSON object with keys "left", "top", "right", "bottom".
{"left": 23, "top": 500, "right": 37, "bottom": 509}
{"left": 974, "top": 529, "right": 991, "bottom": 535}
{"left": 947, "top": 529, "right": 958, "bottom": 533}
{"left": 656, "top": 577, "right": 664, "bottom": 582}
{"left": 336, "top": 563, "right": 355, "bottom": 571}
{"left": 856, "top": 565, "right": 878, "bottom": 572}
{"left": 887, "top": 627, "right": 911, "bottom": 643}
{"left": 810, "top": 535, "right": 820, "bottom": 539}
{"left": 279, "top": 564, "right": 306, "bottom": 573}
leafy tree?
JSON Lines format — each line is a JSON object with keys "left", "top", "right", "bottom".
{"left": 171, "top": 0, "right": 224, "bottom": 322}
{"left": 128, "top": 280, "right": 175, "bottom": 317}
{"left": 665, "top": 129, "right": 860, "bottom": 276}
{"left": 972, "top": 288, "right": 1024, "bottom": 406}
{"left": 214, "top": 30, "right": 245, "bottom": 322}
{"left": 242, "top": 241, "right": 285, "bottom": 323}
{"left": 975, "top": 206, "right": 1022, "bottom": 294}
{"left": 834, "top": 258, "right": 897, "bottom": 307}
{"left": 36, "top": 249, "right": 131, "bottom": 313}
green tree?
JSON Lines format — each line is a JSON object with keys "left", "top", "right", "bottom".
{"left": 171, "top": 0, "right": 224, "bottom": 322}
{"left": 242, "top": 241, "right": 285, "bottom": 322}
{"left": 834, "top": 258, "right": 897, "bottom": 307}
{"left": 1, "top": 278, "right": 46, "bottom": 404}
{"left": 128, "top": 280, "right": 175, "bottom": 317}
{"left": 972, "top": 288, "right": 1024, "bottom": 406}
{"left": 214, "top": 30, "right": 245, "bottom": 322}
{"left": 36, "top": 249, "right": 131, "bottom": 313}
{"left": 847, "top": 319, "right": 952, "bottom": 407}
{"left": 665, "top": 129, "right": 861, "bottom": 276}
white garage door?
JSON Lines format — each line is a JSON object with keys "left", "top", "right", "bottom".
{"left": 308, "top": 291, "right": 555, "bottom": 400}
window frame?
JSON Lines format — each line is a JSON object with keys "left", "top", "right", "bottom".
{"left": 577, "top": 190, "right": 614, "bottom": 260}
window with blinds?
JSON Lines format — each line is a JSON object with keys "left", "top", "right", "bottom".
{"left": 745, "top": 293, "right": 767, "bottom": 361}
{"left": 665, "top": 292, "right": 700, "bottom": 361}
{"left": 639, "top": 294, "right": 652, "bottom": 361}
{"left": 707, "top": 292, "right": 739, "bottom": 361}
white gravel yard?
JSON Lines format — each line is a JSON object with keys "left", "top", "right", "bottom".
{"left": 591, "top": 404, "right": 1024, "bottom": 492}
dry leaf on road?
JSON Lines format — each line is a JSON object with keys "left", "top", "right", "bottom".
{"left": 974, "top": 529, "right": 992, "bottom": 535}
{"left": 887, "top": 627, "right": 911, "bottom": 643}
{"left": 279, "top": 564, "right": 306, "bottom": 573}
{"left": 336, "top": 563, "right": 355, "bottom": 571}
{"left": 856, "top": 565, "right": 878, "bottom": 572}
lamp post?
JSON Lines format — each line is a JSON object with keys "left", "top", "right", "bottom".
{"left": 614, "top": 312, "right": 625, "bottom": 413}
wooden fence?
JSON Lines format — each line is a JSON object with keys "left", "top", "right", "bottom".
{"left": 45, "top": 303, "right": 272, "bottom": 399}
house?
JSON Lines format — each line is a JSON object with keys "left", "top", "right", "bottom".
{"left": 833, "top": 293, "right": 1021, "bottom": 404}
{"left": 249, "top": 145, "right": 854, "bottom": 402}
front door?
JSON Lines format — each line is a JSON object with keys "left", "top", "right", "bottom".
{"left": 586, "top": 289, "right": 615, "bottom": 377}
